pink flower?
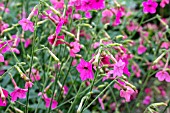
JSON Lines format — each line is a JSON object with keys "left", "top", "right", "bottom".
{"left": 72, "top": 59, "right": 77, "bottom": 66}
{"left": 0, "top": 88, "right": 8, "bottom": 106}
{"left": 50, "top": 0, "right": 64, "bottom": 9}
{"left": 25, "top": 81, "right": 33, "bottom": 89}
{"left": 10, "top": 87, "right": 28, "bottom": 102}
{"left": 160, "top": 0, "right": 169, "bottom": 8}
{"left": 63, "top": 85, "right": 69, "bottom": 95}
{"left": 91, "top": 0, "right": 105, "bottom": 10}
{"left": 142, "top": 0, "right": 158, "bottom": 14}
{"left": 158, "top": 86, "right": 166, "bottom": 97}
{"left": 155, "top": 71, "right": 170, "bottom": 82}
{"left": 113, "top": 60, "right": 125, "bottom": 77}
{"left": 24, "top": 38, "right": 32, "bottom": 48}
{"left": 143, "top": 96, "right": 151, "bottom": 105}
{"left": 120, "top": 86, "right": 134, "bottom": 102}
{"left": 42, "top": 94, "right": 58, "bottom": 109}
{"left": 30, "top": 68, "right": 41, "bottom": 82}
{"left": 48, "top": 35, "right": 65, "bottom": 46}
{"left": 112, "top": 10, "right": 122, "bottom": 26}
{"left": 137, "top": 45, "right": 147, "bottom": 55}
{"left": 101, "top": 9, "right": 113, "bottom": 24}
{"left": 110, "top": 102, "right": 116, "bottom": 111}
{"left": 56, "top": 18, "right": 65, "bottom": 36}
{"left": 76, "top": 59, "right": 94, "bottom": 81}
{"left": 70, "top": 41, "right": 81, "bottom": 57}
{"left": 98, "top": 98, "right": 105, "bottom": 110}
{"left": 0, "top": 53, "right": 4, "bottom": 62}
{"left": 18, "top": 18, "right": 34, "bottom": 32}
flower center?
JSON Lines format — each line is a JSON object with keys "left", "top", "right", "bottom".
{"left": 84, "top": 66, "right": 88, "bottom": 70}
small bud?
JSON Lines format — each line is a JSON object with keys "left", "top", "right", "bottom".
{"left": 47, "top": 49, "right": 59, "bottom": 62}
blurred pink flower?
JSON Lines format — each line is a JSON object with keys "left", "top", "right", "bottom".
{"left": 137, "top": 45, "right": 147, "bottom": 55}
{"left": 143, "top": 96, "right": 151, "bottom": 105}
{"left": 0, "top": 88, "right": 8, "bottom": 106}
{"left": 98, "top": 98, "right": 105, "bottom": 110}
{"left": 42, "top": 94, "right": 58, "bottom": 109}
{"left": 30, "top": 68, "right": 41, "bottom": 82}
{"left": 70, "top": 41, "right": 81, "bottom": 57}
{"left": 155, "top": 71, "right": 170, "bottom": 82}
{"left": 24, "top": 38, "right": 32, "bottom": 48}
{"left": 160, "top": 0, "right": 169, "bottom": 8}
{"left": 48, "top": 35, "right": 65, "bottom": 46}
{"left": 63, "top": 85, "right": 69, "bottom": 95}
{"left": 76, "top": 59, "right": 94, "bottom": 81}
{"left": 113, "top": 59, "right": 125, "bottom": 77}
{"left": 25, "top": 81, "right": 33, "bottom": 89}
{"left": 10, "top": 87, "right": 28, "bottom": 102}
{"left": 142, "top": 0, "right": 158, "bottom": 14}
{"left": 18, "top": 18, "right": 34, "bottom": 32}
{"left": 120, "top": 86, "right": 134, "bottom": 102}
{"left": 50, "top": 0, "right": 64, "bottom": 9}
{"left": 0, "top": 53, "right": 4, "bottom": 62}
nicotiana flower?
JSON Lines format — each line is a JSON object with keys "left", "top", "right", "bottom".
{"left": 41, "top": 94, "right": 58, "bottom": 109}
{"left": 160, "top": 0, "right": 169, "bottom": 8}
{"left": 25, "top": 81, "right": 33, "bottom": 89}
{"left": 10, "top": 87, "right": 28, "bottom": 102}
{"left": 76, "top": 59, "right": 94, "bottom": 81}
{"left": 113, "top": 59, "right": 125, "bottom": 77}
{"left": 137, "top": 45, "right": 147, "bottom": 55}
{"left": 155, "top": 70, "right": 170, "bottom": 82}
{"left": 143, "top": 96, "right": 151, "bottom": 105}
{"left": 98, "top": 98, "right": 105, "bottom": 110}
{"left": 30, "top": 68, "right": 41, "bottom": 82}
{"left": 0, "top": 53, "right": 4, "bottom": 62}
{"left": 18, "top": 18, "right": 34, "bottom": 32}
{"left": 48, "top": 34, "right": 65, "bottom": 46}
{"left": 63, "top": 85, "right": 69, "bottom": 95}
{"left": 120, "top": 86, "right": 135, "bottom": 102}
{"left": 142, "top": 0, "right": 158, "bottom": 14}
{"left": 0, "top": 87, "right": 8, "bottom": 106}
{"left": 69, "top": 41, "right": 81, "bottom": 57}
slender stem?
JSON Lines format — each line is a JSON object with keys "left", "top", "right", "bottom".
{"left": 83, "top": 78, "right": 118, "bottom": 112}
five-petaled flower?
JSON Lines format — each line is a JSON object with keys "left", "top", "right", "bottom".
{"left": 142, "top": 0, "right": 158, "bottom": 14}
{"left": 18, "top": 18, "right": 34, "bottom": 32}
{"left": 76, "top": 59, "right": 94, "bottom": 81}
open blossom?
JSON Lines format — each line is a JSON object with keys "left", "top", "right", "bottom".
{"left": 143, "top": 96, "right": 151, "bottom": 105}
{"left": 142, "top": 0, "right": 158, "bottom": 14}
{"left": 113, "top": 60, "right": 125, "bottom": 77}
{"left": 120, "top": 86, "right": 135, "bottom": 102}
{"left": 76, "top": 59, "right": 94, "bottom": 81}
{"left": 10, "top": 87, "right": 28, "bottom": 102}
{"left": 0, "top": 88, "right": 8, "bottom": 106}
{"left": 30, "top": 68, "right": 41, "bottom": 82}
{"left": 41, "top": 94, "right": 58, "bottom": 109}
{"left": 50, "top": 0, "right": 64, "bottom": 9}
{"left": 160, "top": 0, "right": 169, "bottom": 8}
{"left": 48, "top": 35, "right": 65, "bottom": 46}
{"left": 25, "top": 81, "right": 33, "bottom": 89}
{"left": 112, "top": 10, "right": 122, "bottom": 26}
{"left": 137, "top": 45, "right": 147, "bottom": 55}
{"left": 18, "top": 18, "right": 34, "bottom": 32}
{"left": 69, "top": 41, "right": 81, "bottom": 57}
{"left": 101, "top": 9, "right": 113, "bottom": 24}
{"left": 155, "top": 70, "right": 170, "bottom": 82}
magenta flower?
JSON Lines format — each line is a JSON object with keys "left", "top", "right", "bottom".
{"left": 30, "top": 68, "right": 41, "bottom": 82}
{"left": 91, "top": 0, "right": 105, "bottom": 10}
{"left": 50, "top": 0, "right": 64, "bottom": 9}
{"left": 113, "top": 59, "right": 125, "bottom": 77}
{"left": 98, "top": 98, "right": 105, "bottom": 110}
{"left": 25, "top": 81, "right": 33, "bottom": 89}
{"left": 0, "top": 88, "right": 8, "bottom": 106}
{"left": 48, "top": 35, "right": 65, "bottom": 46}
{"left": 70, "top": 41, "right": 81, "bottom": 57}
{"left": 155, "top": 70, "right": 170, "bottom": 82}
{"left": 160, "top": 0, "right": 169, "bottom": 8}
{"left": 112, "top": 10, "right": 122, "bottom": 26}
{"left": 18, "top": 18, "right": 34, "bottom": 32}
{"left": 10, "top": 87, "right": 28, "bottom": 102}
{"left": 137, "top": 45, "right": 147, "bottom": 55}
{"left": 24, "top": 38, "right": 32, "bottom": 48}
{"left": 120, "top": 86, "right": 134, "bottom": 102}
{"left": 42, "top": 95, "right": 58, "bottom": 109}
{"left": 143, "top": 96, "right": 151, "bottom": 105}
{"left": 101, "top": 9, "right": 113, "bottom": 24}
{"left": 142, "top": 0, "right": 158, "bottom": 14}
{"left": 0, "top": 53, "right": 4, "bottom": 62}
{"left": 56, "top": 18, "right": 65, "bottom": 36}
{"left": 76, "top": 59, "right": 94, "bottom": 81}
{"left": 63, "top": 85, "right": 69, "bottom": 95}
